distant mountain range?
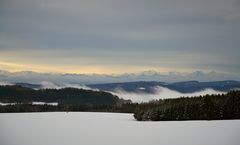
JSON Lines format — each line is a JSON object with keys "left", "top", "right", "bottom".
{"left": 1, "top": 69, "right": 240, "bottom": 84}
{"left": 88, "top": 80, "right": 240, "bottom": 93}
{"left": 12, "top": 80, "right": 240, "bottom": 93}
{"left": 1, "top": 69, "right": 240, "bottom": 93}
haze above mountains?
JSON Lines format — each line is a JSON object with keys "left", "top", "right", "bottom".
{"left": 1, "top": 69, "right": 239, "bottom": 84}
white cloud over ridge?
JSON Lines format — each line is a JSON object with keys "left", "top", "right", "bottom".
{"left": 110, "top": 86, "right": 226, "bottom": 102}
{"left": 39, "top": 81, "right": 99, "bottom": 91}
{"left": 0, "top": 81, "right": 13, "bottom": 86}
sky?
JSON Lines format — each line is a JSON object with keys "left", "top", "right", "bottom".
{"left": 0, "top": 0, "right": 240, "bottom": 75}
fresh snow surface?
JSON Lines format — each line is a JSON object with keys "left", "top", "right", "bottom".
{"left": 0, "top": 102, "right": 16, "bottom": 106}
{"left": 31, "top": 102, "right": 58, "bottom": 106}
{"left": 0, "top": 102, "right": 58, "bottom": 106}
{"left": 0, "top": 112, "right": 240, "bottom": 145}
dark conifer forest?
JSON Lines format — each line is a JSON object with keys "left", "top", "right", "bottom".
{"left": 0, "top": 85, "right": 120, "bottom": 106}
{"left": 0, "top": 85, "right": 125, "bottom": 112}
{"left": 0, "top": 85, "right": 239, "bottom": 121}
{"left": 134, "top": 91, "right": 240, "bottom": 121}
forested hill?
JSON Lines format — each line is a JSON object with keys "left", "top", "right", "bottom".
{"left": 0, "top": 85, "right": 121, "bottom": 106}
{"left": 134, "top": 91, "right": 240, "bottom": 121}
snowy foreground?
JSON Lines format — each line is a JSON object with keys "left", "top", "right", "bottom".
{"left": 1, "top": 112, "right": 240, "bottom": 145}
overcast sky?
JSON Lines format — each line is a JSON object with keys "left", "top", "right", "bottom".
{"left": 0, "top": 0, "right": 239, "bottom": 75}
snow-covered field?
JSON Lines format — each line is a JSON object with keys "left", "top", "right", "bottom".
{"left": 0, "top": 102, "right": 58, "bottom": 106}
{"left": 0, "top": 112, "right": 240, "bottom": 145}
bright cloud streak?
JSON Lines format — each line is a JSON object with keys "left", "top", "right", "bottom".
{"left": 110, "top": 86, "right": 226, "bottom": 102}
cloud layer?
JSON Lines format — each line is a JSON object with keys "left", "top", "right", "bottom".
{"left": 0, "top": 0, "right": 240, "bottom": 74}
{"left": 111, "top": 86, "right": 226, "bottom": 102}
{"left": 0, "top": 70, "right": 239, "bottom": 84}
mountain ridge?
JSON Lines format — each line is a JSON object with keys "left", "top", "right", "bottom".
{"left": 88, "top": 80, "right": 240, "bottom": 93}
{"left": 7, "top": 80, "right": 240, "bottom": 94}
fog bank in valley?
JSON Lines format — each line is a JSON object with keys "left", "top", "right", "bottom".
{"left": 110, "top": 86, "right": 226, "bottom": 102}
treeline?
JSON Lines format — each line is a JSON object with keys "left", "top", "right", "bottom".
{"left": 134, "top": 91, "right": 240, "bottom": 121}
{"left": 0, "top": 103, "right": 119, "bottom": 113}
{"left": 0, "top": 102, "right": 136, "bottom": 113}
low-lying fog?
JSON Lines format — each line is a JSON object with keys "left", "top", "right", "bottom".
{"left": 39, "top": 81, "right": 226, "bottom": 102}
{"left": 110, "top": 86, "right": 226, "bottom": 102}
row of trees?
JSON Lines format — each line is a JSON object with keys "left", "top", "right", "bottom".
{"left": 0, "top": 103, "right": 118, "bottom": 113}
{"left": 134, "top": 91, "right": 240, "bottom": 121}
